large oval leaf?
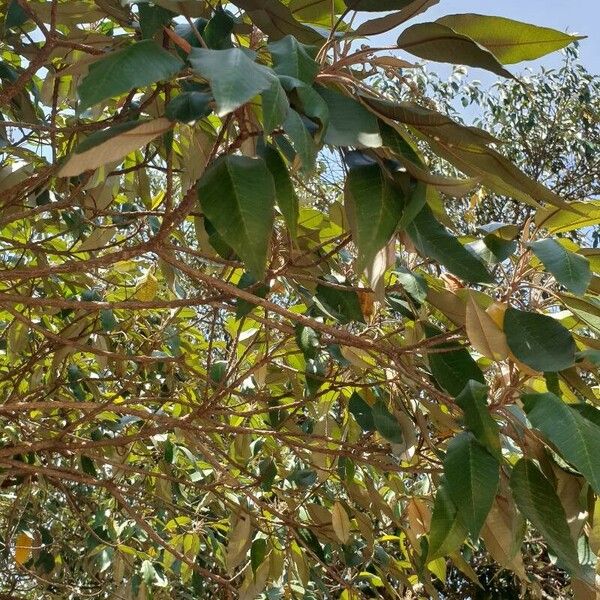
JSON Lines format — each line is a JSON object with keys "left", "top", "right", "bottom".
{"left": 510, "top": 459, "right": 580, "bottom": 575}
{"left": 197, "top": 155, "right": 275, "bottom": 279}
{"left": 523, "top": 393, "right": 600, "bottom": 494}
{"left": 397, "top": 22, "right": 513, "bottom": 78}
{"left": 345, "top": 164, "right": 403, "bottom": 272}
{"left": 504, "top": 307, "right": 576, "bottom": 372}
{"left": 189, "top": 48, "right": 277, "bottom": 116}
{"left": 425, "top": 324, "right": 485, "bottom": 397}
{"left": 530, "top": 239, "right": 591, "bottom": 296}
{"left": 78, "top": 40, "right": 183, "bottom": 110}
{"left": 436, "top": 14, "right": 583, "bottom": 64}
{"left": 455, "top": 381, "right": 501, "bottom": 458}
{"left": 407, "top": 204, "right": 492, "bottom": 283}
{"left": 444, "top": 433, "right": 499, "bottom": 538}
{"left": 427, "top": 481, "right": 468, "bottom": 561}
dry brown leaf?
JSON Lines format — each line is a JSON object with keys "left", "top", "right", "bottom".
{"left": 465, "top": 292, "right": 509, "bottom": 360}
{"left": 331, "top": 501, "right": 351, "bottom": 544}
{"left": 59, "top": 118, "right": 172, "bottom": 177}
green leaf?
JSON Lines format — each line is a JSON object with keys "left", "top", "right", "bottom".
{"left": 397, "top": 22, "right": 513, "bottom": 78}
{"left": 427, "top": 481, "right": 468, "bottom": 560}
{"left": 289, "top": 0, "right": 346, "bottom": 22}
{"left": 80, "top": 455, "right": 97, "bottom": 477}
{"left": 197, "top": 155, "right": 275, "bottom": 279}
{"left": 394, "top": 266, "right": 428, "bottom": 304}
{"left": 4, "top": 0, "right": 28, "bottom": 30}
{"left": 345, "top": 164, "right": 404, "bottom": 272}
{"left": 436, "top": 14, "right": 583, "bottom": 64}
{"left": 372, "top": 400, "right": 403, "bottom": 444}
{"left": 315, "top": 283, "right": 365, "bottom": 324}
{"left": 100, "top": 309, "right": 118, "bottom": 332}
{"left": 317, "top": 86, "right": 382, "bottom": 148}
{"left": 280, "top": 77, "right": 329, "bottom": 137}
{"left": 425, "top": 324, "right": 485, "bottom": 397}
{"left": 203, "top": 7, "right": 234, "bottom": 49}
{"left": 189, "top": 48, "right": 277, "bottom": 117}
{"left": 444, "top": 433, "right": 499, "bottom": 538}
{"left": 165, "top": 91, "right": 212, "bottom": 123}
{"left": 282, "top": 108, "right": 317, "bottom": 170}
{"left": 427, "top": 137, "right": 571, "bottom": 211}
{"left": 523, "top": 393, "right": 600, "bottom": 494}
{"left": 138, "top": 3, "right": 175, "bottom": 39}
{"left": 209, "top": 360, "right": 228, "bottom": 384}
{"left": 572, "top": 403, "right": 600, "bottom": 428}
{"left": 455, "top": 381, "right": 501, "bottom": 458}
{"left": 348, "top": 392, "right": 374, "bottom": 432}
{"left": 250, "top": 538, "right": 267, "bottom": 575}
{"left": 504, "top": 307, "right": 576, "bottom": 372}
{"left": 232, "top": 0, "right": 323, "bottom": 43}
{"left": 368, "top": 96, "right": 498, "bottom": 147}
{"left": 262, "top": 144, "right": 299, "bottom": 238}
{"left": 355, "top": 0, "right": 441, "bottom": 36}
{"left": 510, "top": 459, "right": 580, "bottom": 575}
{"left": 407, "top": 204, "right": 492, "bottom": 283}
{"left": 345, "top": 0, "right": 416, "bottom": 11}
{"left": 261, "top": 79, "right": 289, "bottom": 134}
{"left": 78, "top": 40, "right": 183, "bottom": 110}
{"left": 259, "top": 457, "right": 277, "bottom": 491}
{"left": 530, "top": 239, "right": 591, "bottom": 296}
{"left": 235, "top": 272, "right": 269, "bottom": 319}
{"left": 269, "top": 35, "right": 319, "bottom": 84}
{"left": 295, "top": 324, "right": 320, "bottom": 359}
{"left": 306, "top": 357, "right": 326, "bottom": 396}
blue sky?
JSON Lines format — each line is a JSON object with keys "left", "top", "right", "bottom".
{"left": 370, "top": 0, "right": 599, "bottom": 74}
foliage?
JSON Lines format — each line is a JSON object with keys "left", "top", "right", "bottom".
{"left": 0, "top": 1, "right": 599, "bottom": 599}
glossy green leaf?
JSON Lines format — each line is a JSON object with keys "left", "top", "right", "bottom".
{"left": 397, "top": 22, "right": 513, "bottom": 78}
{"left": 455, "top": 381, "right": 501, "bottom": 458}
{"left": 165, "top": 91, "right": 212, "bottom": 123}
{"left": 250, "top": 538, "right": 267, "bottom": 574}
{"left": 315, "top": 284, "right": 365, "bottom": 324}
{"left": 269, "top": 35, "right": 319, "bottom": 83}
{"left": 407, "top": 204, "right": 492, "bottom": 283}
{"left": 436, "top": 14, "right": 583, "bottom": 64}
{"left": 355, "top": 0, "right": 440, "bottom": 36}
{"left": 427, "top": 137, "right": 572, "bottom": 211}
{"left": 348, "top": 392, "right": 374, "bottom": 432}
{"left": 189, "top": 48, "right": 277, "bottom": 117}
{"left": 295, "top": 324, "right": 320, "bottom": 359}
{"left": 524, "top": 393, "right": 600, "bottom": 494}
{"left": 203, "top": 7, "right": 234, "bottom": 49}
{"left": 99, "top": 309, "right": 118, "bottom": 332}
{"left": 428, "top": 481, "right": 468, "bottom": 560}
{"left": 425, "top": 324, "right": 485, "bottom": 397}
{"left": 317, "top": 86, "right": 383, "bottom": 148}
{"left": 232, "top": 0, "right": 323, "bottom": 43}
{"left": 367, "top": 96, "right": 498, "bottom": 147}
{"left": 261, "top": 79, "right": 289, "bottom": 134}
{"left": 345, "top": 0, "right": 416, "bottom": 11}
{"left": 510, "top": 459, "right": 580, "bottom": 575}
{"left": 282, "top": 108, "right": 317, "bottom": 170}
{"left": 235, "top": 272, "right": 269, "bottom": 319}
{"left": 444, "top": 433, "right": 499, "bottom": 538}
{"left": 138, "top": 3, "right": 175, "bottom": 39}
{"left": 197, "top": 155, "right": 275, "bottom": 279}
{"left": 504, "top": 307, "right": 576, "bottom": 372}
{"left": 78, "top": 40, "right": 183, "bottom": 109}
{"left": 345, "top": 164, "right": 404, "bottom": 272}
{"left": 530, "top": 239, "right": 591, "bottom": 296}
{"left": 263, "top": 145, "right": 299, "bottom": 238}
{"left": 372, "top": 400, "right": 403, "bottom": 444}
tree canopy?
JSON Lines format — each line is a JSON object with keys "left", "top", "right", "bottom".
{"left": 0, "top": 1, "right": 599, "bottom": 598}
